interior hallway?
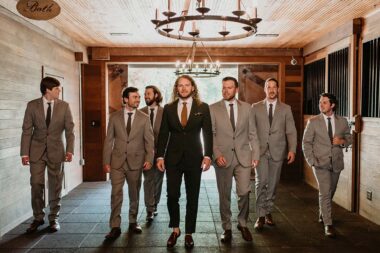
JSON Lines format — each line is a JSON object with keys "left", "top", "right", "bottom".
{"left": 1, "top": 176, "right": 379, "bottom": 253}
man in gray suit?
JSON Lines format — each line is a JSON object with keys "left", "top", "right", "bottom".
{"left": 103, "top": 87, "right": 154, "bottom": 240}
{"left": 252, "top": 77, "right": 297, "bottom": 231}
{"left": 21, "top": 76, "right": 74, "bottom": 233}
{"left": 210, "top": 77, "right": 260, "bottom": 242}
{"left": 302, "top": 93, "right": 352, "bottom": 238}
{"left": 140, "top": 85, "right": 164, "bottom": 221}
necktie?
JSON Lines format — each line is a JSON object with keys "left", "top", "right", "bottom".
{"left": 327, "top": 117, "right": 333, "bottom": 143}
{"left": 126, "top": 112, "right": 133, "bottom": 135}
{"left": 229, "top": 103, "right": 235, "bottom": 132}
{"left": 46, "top": 102, "right": 51, "bottom": 128}
{"left": 269, "top": 103, "right": 273, "bottom": 126}
{"left": 181, "top": 102, "right": 187, "bottom": 127}
{"left": 150, "top": 108, "right": 154, "bottom": 127}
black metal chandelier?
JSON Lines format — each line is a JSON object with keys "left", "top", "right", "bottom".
{"left": 175, "top": 41, "right": 220, "bottom": 78}
{"left": 151, "top": 0, "right": 261, "bottom": 42}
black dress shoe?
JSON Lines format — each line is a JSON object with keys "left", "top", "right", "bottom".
{"left": 324, "top": 225, "right": 336, "bottom": 238}
{"left": 146, "top": 212, "right": 154, "bottom": 222}
{"left": 167, "top": 231, "right": 181, "bottom": 247}
{"left": 49, "top": 221, "right": 60, "bottom": 232}
{"left": 265, "top": 213, "right": 275, "bottom": 226}
{"left": 128, "top": 223, "right": 142, "bottom": 234}
{"left": 26, "top": 220, "right": 44, "bottom": 233}
{"left": 221, "top": 229, "right": 232, "bottom": 243}
{"left": 318, "top": 214, "right": 323, "bottom": 223}
{"left": 254, "top": 217, "right": 265, "bottom": 232}
{"left": 237, "top": 224, "right": 253, "bottom": 241}
{"left": 184, "top": 234, "right": 194, "bottom": 249}
{"left": 105, "top": 227, "right": 121, "bottom": 240}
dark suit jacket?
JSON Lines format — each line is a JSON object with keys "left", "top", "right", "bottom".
{"left": 20, "top": 97, "right": 75, "bottom": 163}
{"left": 140, "top": 105, "right": 163, "bottom": 150}
{"left": 157, "top": 99, "right": 213, "bottom": 168}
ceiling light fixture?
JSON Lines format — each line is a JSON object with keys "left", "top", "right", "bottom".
{"left": 151, "top": 0, "right": 261, "bottom": 41}
{"left": 175, "top": 41, "right": 220, "bottom": 78}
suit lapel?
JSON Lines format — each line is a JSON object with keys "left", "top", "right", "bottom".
{"left": 270, "top": 100, "right": 281, "bottom": 128}
{"left": 262, "top": 100, "right": 271, "bottom": 128}
{"left": 128, "top": 110, "right": 141, "bottom": 139}
{"left": 49, "top": 99, "right": 60, "bottom": 129}
{"left": 37, "top": 98, "right": 46, "bottom": 128}
{"left": 171, "top": 100, "right": 182, "bottom": 129}
{"left": 185, "top": 101, "right": 197, "bottom": 129}
{"left": 318, "top": 114, "right": 330, "bottom": 141}
{"left": 235, "top": 100, "right": 243, "bottom": 132}
{"left": 154, "top": 106, "right": 163, "bottom": 132}
{"left": 118, "top": 110, "right": 127, "bottom": 138}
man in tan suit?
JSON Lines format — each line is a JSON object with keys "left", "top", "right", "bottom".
{"left": 302, "top": 93, "right": 352, "bottom": 238}
{"left": 103, "top": 86, "right": 154, "bottom": 240}
{"left": 210, "top": 77, "right": 260, "bottom": 243}
{"left": 252, "top": 77, "right": 297, "bottom": 231}
{"left": 21, "top": 76, "right": 74, "bottom": 233}
{"left": 140, "top": 85, "right": 164, "bottom": 221}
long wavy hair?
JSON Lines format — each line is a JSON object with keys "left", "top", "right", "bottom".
{"left": 171, "top": 75, "right": 201, "bottom": 105}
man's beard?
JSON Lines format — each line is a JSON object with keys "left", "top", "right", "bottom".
{"left": 145, "top": 99, "right": 154, "bottom": 106}
{"left": 223, "top": 94, "right": 235, "bottom": 101}
{"left": 178, "top": 92, "right": 192, "bottom": 99}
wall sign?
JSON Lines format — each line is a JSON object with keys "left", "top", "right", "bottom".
{"left": 16, "top": 0, "right": 61, "bottom": 20}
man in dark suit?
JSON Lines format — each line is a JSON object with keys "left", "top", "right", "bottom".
{"left": 103, "top": 87, "right": 154, "bottom": 240}
{"left": 140, "top": 85, "right": 164, "bottom": 221}
{"left": 303, "top": 93, "right": 352, "bottom": 238}
{"left": 21, "top": 76, "right": 75, "bottom": 233}
{"left": 156, "top": 75, "right": 213, "bottom": 249}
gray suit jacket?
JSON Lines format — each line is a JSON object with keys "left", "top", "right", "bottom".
{"left": 302, "top": 114, "right": 352, "bottom": 172}
{"left": 140, "top": 105, "right": 163, "bottom": 150}
{"left": 20, "top": 97, "right": 75, "bottom": 163}
{"left": 252, "top": 99, "right": 297, "bottom": 161}
{"left": 103, "top": 109, "right": 154, "bottom": 170}
{"left": 210, "top": 100, "right": 260, "bottom": 168}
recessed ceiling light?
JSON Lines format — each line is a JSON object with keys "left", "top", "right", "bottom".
{"left": 110, "top": 33, "right": 131, "bottom": 36}
{"left": 255, "top": 33, "right": 279, "bottom": 37}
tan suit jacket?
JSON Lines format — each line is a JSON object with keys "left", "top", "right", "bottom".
{"left": 210, "top": 100, "right": 260, "bottom": 167}
{"left": 252, "top": 99, "right": 297, "bottom": 161}
{"left": 302, "top": 114, "right": 352, "bottom": 171}
{"left": 103, "top": 109, "right": 154, "bottom": 170}
{"left": 20, "top": 97, "right": 75, "bottom": 163}
{"left": 140, "top": 106, "right": 163, "bottom": 150}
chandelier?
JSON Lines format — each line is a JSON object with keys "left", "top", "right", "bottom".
{"left": 175, "top": 41, "right": 220, "bottom": 78}
{"left": 151, "top": 0, "right": 261, "bottom": 41}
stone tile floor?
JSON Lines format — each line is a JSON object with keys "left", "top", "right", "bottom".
{"left": 1, "top": 179, "right": 379, "bottom": 253}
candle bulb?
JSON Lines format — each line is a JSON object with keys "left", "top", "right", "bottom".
{"left": 168, "top": 0, "right": 171, "bottom": 11}
{"left": 223, "top": 20, "right": 226, "bottom": 31}
{"left": 237, "top": 0, "right": 241, "bottom": 11}
{"left": 253, "top": 7, "right": 257, "bottom": 18}
{"left": 202, "top": 0, "right": 205, "bottom": 7}
{"left": 192, "top": 21, "right": 196, "bottom": 32}
{"left": 155, "top": 8, "right": 158, "bottom": 20}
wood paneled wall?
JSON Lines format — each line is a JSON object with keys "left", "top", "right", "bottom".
{"left": 0, "top": 12, "right": 83, "bottom": 236}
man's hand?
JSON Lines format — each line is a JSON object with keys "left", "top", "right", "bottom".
{"left": 332, "top": 136, "right": 345, "bottom": 146}
{"left": 156, "top": 159, "right": 166, "bottom": 172}
{"left": 65, "top": 152, "right": 73, "bottom": 162}
{"left": 103, "top": 164, "right": 111, "bottom": 173}
{"left": 251, "top": 159, "right": 259, "bottom": 168}
{"left": 21, "top": 156, "right": 30, "bottom": 166}
{"left": 143, "top": 161, "right": 152, "bottom": 171}
{"left": 216, "top": 156, "right": 227, "bottom": 167}
{"left": 287, "top": 151, "right": 296, "bottom": 164}
{"left": 201, "top": 157, "right": 211, "bottom": 172}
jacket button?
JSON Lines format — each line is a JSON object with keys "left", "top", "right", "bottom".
{"left": 232, "top": 148, "right": 234, "bottom": 151}
{"left": 127, "top": 141, "right": 130, "bottom": 144}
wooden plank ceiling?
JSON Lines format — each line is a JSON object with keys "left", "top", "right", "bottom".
{"left": 1, "top": 0, "right": 380, "bottom": 48}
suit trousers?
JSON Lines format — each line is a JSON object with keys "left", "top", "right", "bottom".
{"left": 154, "top": 167, "right": 165, "bottom": 207}
{"left": 166, "top": 161, "right": 202, "bottom": 234}
{"left": 312, "top": 166, "right": 340, "bottom": 225}
{"left": 143, "top": 166, "right": 165, "bottom": 212}
{"left": 109, "top": 162, "right": 142, "bottom": 228}
{"left": 215, "top": 154, "right": 251, "bottom": 230}
{"left": 30, "top": 156, "right": 64, "bottom": 222}
{"left": 255, "top": 150, "right": 283, "bottom": 217}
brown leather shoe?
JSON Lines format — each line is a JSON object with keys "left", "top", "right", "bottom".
{"left": 146, "top": 212, "right": 154, "bottom": 222}
{"left": 254, "top": 217, "right": 265, "bottom": 232}
{"left": 26, "top": 220, "right": 44, "bottom": 233}
{"left": 221, "top": 229, "right": 232, "bottom": 243}
{"left": 318, "top": 214, "right": 323, "bottom": 223}
{"left": 105, "top": 227, "right": 121, "bottom": 240}
{"left": 49, "top": 221, "right": 60, "bottom": 232}
{"left": 237, "top": 224, "right": 253, "bottom": 241}
{"left": 265, "top": 213, "right": 275, "bottom": 226}
{"left": 128, "top": 223, "right": 142, "bottom": 234}
{"left": 184, "top": 234, "right": 194, "bottom": 249}
{"left": 324, "top": 225, "right": 336, "bottom": 238}
{"left": 167, "top": 231, "right": 181, "bottom": 247}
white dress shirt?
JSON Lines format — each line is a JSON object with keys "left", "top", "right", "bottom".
{"left": 148, "top": 106, "right": 158, "bottom": 125}
{"left": 266, "top": 99, "right": 277, "bottom": 116}
{"left": 124, "top": 108, "right": 136, "bottom": 127}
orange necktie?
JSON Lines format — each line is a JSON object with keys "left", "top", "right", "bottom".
{"left": 181, "top": 102, "right": 187, "bottom": 127}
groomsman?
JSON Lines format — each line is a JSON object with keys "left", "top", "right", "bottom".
{"left": 302, "top": 93, "right": 352, "bottom": 238}
{"left": 210, "top": 77, "right": 260, "bottom": 242}
{"left": 103, "top": 87, "right": 154, "bottom": 239}
{"left": 21, "top": 76, "right": 74, "bottom": 233}
{"left": 252, "top": 77, "right": 297, "bottom": 231}
{"left": 140, "top": 85, "right": 164, "bottom": 221}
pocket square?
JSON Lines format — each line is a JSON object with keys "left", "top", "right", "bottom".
{"left": 194, "top": 112, "right": 203, "bottom": 116}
